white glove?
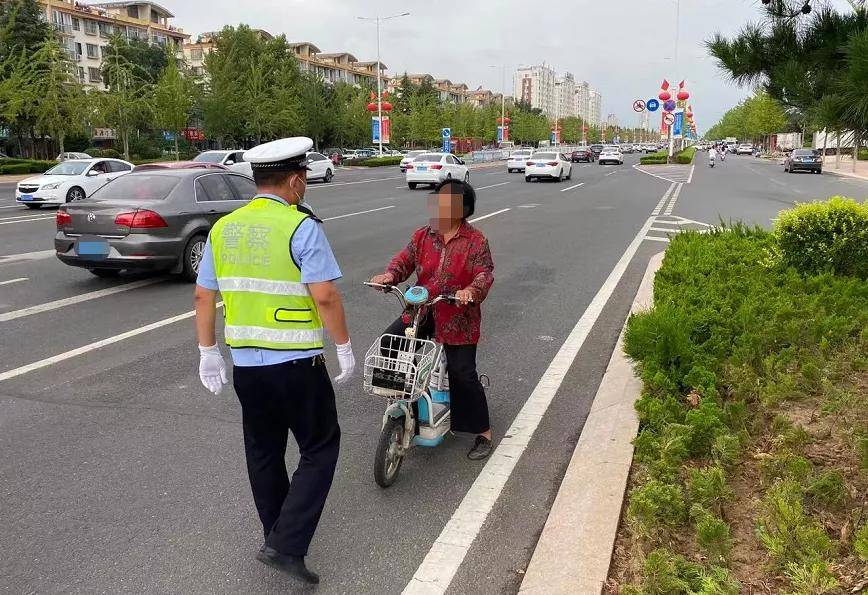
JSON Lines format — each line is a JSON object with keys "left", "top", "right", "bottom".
{"left": 199, "top": 344, "right": 228, "bottom": 395}
{"left": 333, "top": 341, "right": 355, "bottom": 384}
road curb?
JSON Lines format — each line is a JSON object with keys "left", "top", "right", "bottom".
{"left": 0, "top": 174, "right": 32, "bottom": 182}
{"left": 518, "top": 250, "right": 665, "bottom": 595}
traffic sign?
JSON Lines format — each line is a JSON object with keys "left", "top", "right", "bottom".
{"left": 663, "top": 112, "right": 675, "bottom": 126}
{"left": 663, "top": 99, "right": 676, "bottom": 112}
{"left": 632, "top": 99, "right": 646, "bottom": 112}
{"left": 441, "top": 128, "right": 452, "bottom": 138}
{"left": 441, "top": 127, "right": 451, "bottom": 152}
{"left": 646, "top": 99, "right": 660, "bottom": 112}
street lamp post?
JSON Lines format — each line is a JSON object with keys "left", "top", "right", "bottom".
{"left": 358, "top": 12, "right": 410, "bottom": 157}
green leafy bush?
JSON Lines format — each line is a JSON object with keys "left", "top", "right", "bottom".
{"left": 358, "top": 156, "right": 403, "bottom": 167}
{"left": 756, "top": 480, "right": 833, "bottom": 567}
{"left": 639, "top": 548, "right": 702, "bottom": 594}
{"left": 783, "top": 561, "right": 839, "bottom": 595}
{"left": 773, "top": 197, "right": 868, "bottom": 278}
{"left": 0, "top": 159, "right": 56, "bottom": 173}
{"left": 0, "top": 163, "right": 33, "bottom": 174}
{"left": 627, "top": 480, "right": 687, "bottom": 539}
{"left": 688, "top": 466, "right": 733, "bottom": 512}
{"left": 692, "top": 505, "right": 732, "bottom": 564}
{"left": 640, "top": 154, "right": 669, "bottom": 165}
{"left": 804, "top": 470, "right": 848, "bottom": 510}
{"left": 854, "top": 522, "right": 868, "bottom": 561}
{"left": 676, "top": 146, "right": 696, "bottom": 164}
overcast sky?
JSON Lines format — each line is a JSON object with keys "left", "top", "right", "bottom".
{"left": 164, "top": 0, "right": 854, "bottom": 132}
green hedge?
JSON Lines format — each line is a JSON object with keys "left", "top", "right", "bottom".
{"left": 772, "top": 197, "right": 868, "bottom": 278}
{"left": 0, "top": 158, "right": 57, "bottom": 174}
{"left": 0, "top": 163, "right": 34, "bottom": 174}
{"left": 640, "top": 152, "right": 668, "bottom": 165}
{"left": 357, "top": 156, "right": 403, "bottom": 167}
{"left": 675, "top": 146, "right": 696, "bottom": 164}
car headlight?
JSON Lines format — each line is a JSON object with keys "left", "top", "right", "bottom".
{"left": 42, "top": 182, "right": 62, "bottom": 190}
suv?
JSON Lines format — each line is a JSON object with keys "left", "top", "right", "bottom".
{"left": 736, "top": 144, "right": 754, "bottom": 155}
{"left": 589, "top": 144, "right": 604, "bottom": 158}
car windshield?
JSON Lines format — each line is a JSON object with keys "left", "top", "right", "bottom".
{"left": 45, "top": 161, "right": 90, "bottom": 175}
{"left": 532, "top": 153, "right": 557, "bottom": 160}
{"left": 193, "top": 152, "right": 228, "bottom": 164}
{"left": 415, "top": 154, "right": 443, "bottom": 162}
{"left": 89, "top": 174, "right": 181, "bottom": 200}
{"left": 793, "top": 150, "right": 816, "bottom": 156}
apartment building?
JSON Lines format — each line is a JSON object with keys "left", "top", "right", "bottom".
{"left": 588, "top": 88, "right": 603, "bottom": 126}
{"left": 38, "top": 0, "right": 188, "bottom": 89}
{"left": 555, "top": 72, "right": 577, "bottom": 119}
{"left": 575, "top": 81, "right": 590, "bottom": 123}
{"left": 384, "top": 74, "right": 485, "bottom": 105}
{"left": 513, "top": 64, "right": 557, "bottom": 117}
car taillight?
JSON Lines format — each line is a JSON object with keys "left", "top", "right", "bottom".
{"left": 115, "top": 210, "right": 167, "bottom": 228}
{"left": 430, "top": 164, "right": 443, "bottom": 170}
{"left": 56, "top": 210, "right": 71, "bottom": 228}
{"left": 405, "top": 164, "right": 413, "bottom": 169}
{"left": 526, "top": 161, "right": 535, "bottom": 166}
{"left": 547, "top": 161, "right": 558, "bottom": 166}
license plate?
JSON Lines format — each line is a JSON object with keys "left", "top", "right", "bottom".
{"left": 372, "top": 367, "right": 408, "bottom": 392}
{"left": 416, "top": 166, "right": 427, "bottom": 171}
{"left": 19, "top": 194, "right": 32, "bottom": 201}
{"left": 537, "top": 163, "right": 545, "bottom": 167}
{"left": 74, "top": 236, "right": 110, "bottom": 260}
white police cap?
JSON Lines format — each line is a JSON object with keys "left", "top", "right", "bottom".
{"left": 243, "top": 137, "right": 313, "bottom": 171}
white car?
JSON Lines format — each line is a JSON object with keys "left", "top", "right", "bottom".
{"left": 507, "top": 148, "right": 535, "bottom": 173}
{"left": 15, "top": 158, "right": 134, "bottom": 208}
{"left": 56, "top": 152, "right": 92, "bottom": 161}
{"left": 736, "top": 144, "right": 754, "bottom": 155}
{"left": 400, "top": 150, "right": 426, "bottom": 172}
{"left": 598, "top": 145, "right": 623, "bottom": 165}
{"left": 305, "top": 151, "right": 334, "bottom": 182}
{"left": 524, "top": 151, "right": 572, "bottom": 182}
{"left": 405, "top": 153, "right": 469, "bottom": 189}
{"left": 193, "top": 150, "right": 253, "bottom": 176}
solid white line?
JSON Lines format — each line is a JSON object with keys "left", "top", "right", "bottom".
{"left": 644, "top": 236, "right": 671, "bottom": 243}
{"left": 0, "top": 303, "right": 222, "bottom": 383}
{"left": 559, "top": 182, "right": 585, "bottom": 192}
{"left": 0, "top": 213, "right": 55, "bottom": 222}
{"left": 0, "top": 215, "right": 55, "bottom": 225}
{"left": 403, "top": 214, "right": 658, "bottom": 594}
{"left": 0, "top": 277, "right": 28, "bottom": 286}
{"left": 686, "top": 164, "right": 695, "bottom": 184}
{"left": 307, "top": 176, "right": 400, "bottom": 189}
{"left": 476, "top": 181, "right": 511, "bottom": 190}
{"left": 0, "top": 249, "right": 57, "bottom": 263}
{"left": 468, "top": 208, "right": 510, "bottom": 223}
{"left": 321, "top": 205, "right": 395, "bottom": 222}
{"left": 0, "top": 204, "right": 28, "bottom": 209}
{"left": 0, "top": 278, "right": 164, "bottom": 323}
{"left": 650, "top": 226, "right": 680, "bottom": 233}
{"left": 605, "top": 171, "right": 616, "bottom": 176}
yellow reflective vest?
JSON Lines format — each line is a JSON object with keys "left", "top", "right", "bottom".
{"left": 211, "top": 197, "right": 324, "bottom": 350}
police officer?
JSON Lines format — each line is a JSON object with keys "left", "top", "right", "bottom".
{"left": 193, "top": 137, "right": 354, "bottom": 584}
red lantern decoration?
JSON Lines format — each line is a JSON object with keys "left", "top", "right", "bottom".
{"left": 366, "top": 102, "right": 377, "bottom": 112}
{"left": 686, "top": 111, "right": 693, "bottom": 119}
{"left": 380, "top": 101, "right": 393, "bottom": 111}
{"left": 677, "top": 90, "right": 690, "bottom": 101}
{"left": 659, "top": 91, "right": 671, "bottom": 101}
{"left": 661, "top": 79, "right": 670, "bottom": 90}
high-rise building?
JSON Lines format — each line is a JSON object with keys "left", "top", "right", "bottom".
{"left": 513, "top": 64, "right": 557, "bottom": 117}
{"left": 555, "top": 72, "right": 577, "bottom": 119}
{"left": 37, "top": 0, "right": 188, "bottom": 90}
{"left": 588, "top": 88, "right": 603, "bottom": 126}
{"left": 574, "top": 81, "right": 591, "bottom": 123}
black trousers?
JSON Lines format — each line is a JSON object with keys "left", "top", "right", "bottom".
{"left": 232, "top": 356, "right": 341, "bottom": 557}
{"left": 383, "top": 317, "right": 490, "bottom": 435}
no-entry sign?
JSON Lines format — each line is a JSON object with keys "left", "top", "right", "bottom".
{"left": 663, "top": 112, "right": 675, "bottom": 126}
{"left": 632, "top": 99, "right": 646, "bottom": 112}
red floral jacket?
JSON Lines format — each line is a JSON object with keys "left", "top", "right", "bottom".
{"left": 386, "top": 222, "right": 494, "bottom": 345}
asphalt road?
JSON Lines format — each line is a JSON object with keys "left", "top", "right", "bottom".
{"left": 1, "top": 155, "right": 865, "bottom": 594}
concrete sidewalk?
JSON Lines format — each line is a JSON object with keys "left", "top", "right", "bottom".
{"left": 821, "top": 156, "right": 868, "bottom": 181}
{"left": 519, "top": 252, "right": 664, "bottom": 595}
{"left": 0, "top": 174, "right": 32, "bottom": 183}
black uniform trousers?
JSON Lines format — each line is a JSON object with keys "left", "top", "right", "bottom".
{"left": 383, "top": 316, "right": 490, "bottom": 435}
{"left": 232, "top": 355, "right": 340, "bottom": 557}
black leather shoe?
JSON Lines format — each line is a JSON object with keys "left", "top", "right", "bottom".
{"left": 467, "top": 435, "right": 492, "bottom": 460}
{"left": 256, "top": 547, "right": 320, "bottom": 584}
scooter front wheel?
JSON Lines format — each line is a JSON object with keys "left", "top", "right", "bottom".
{"left": 374, "top": 416, "right": 406, "bottom": 488}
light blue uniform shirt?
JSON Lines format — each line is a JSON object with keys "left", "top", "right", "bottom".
{"left": 196, "top": 194, "right": 342, "bottom": 367}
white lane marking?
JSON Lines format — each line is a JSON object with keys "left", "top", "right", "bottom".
{"left": 476, "top": 181, "right": 511, "bottom": 190}
{"left": 468, "top": 208, "right": 510, "bottom": 223}
{"left": 651, "top": 183, "right": 676, "bottom": 216}
{"left": 605, "top": 171, "right": 616, "bottom": 176}
{"left": 0, "top": 277, "right": 28, "bottom": 286}
{"left": 403, "top": 213, "right": 659, "bottom": 595}
{"left": 644, "top": 236, "right": 671, "bottom": 243}
{"left": 686, "top": 164, "right": 695, "bottom": 183}
{"left": 559, "top": 182, "right": 585, "bottom": 192}
{"left": 0, "top": 249, "right": 56, "bottom": 263}
{"left": 321, "top": 205, "right": 395, "bottom": 222}
{"left": 650, "top": 226, "right": 681, "bottom": 233}
{"left": 0, "top": 278, "right": 164, "bottom": 323}
{"left": 663, "top": 183, "right": 683, "bottom": 215}
{"left": 0, "top": 215, "right": 54, "bottom": 225}
{"left": 0, "top": 212, "right": 56, "bottom": 222}
{"left": 0, "top": 204, "right": 29, "bottom": 209}
{"left": 307, "top": 176, "right": 400, "bottom": 189}
{"left": 396, "top": 186, "right": 407, "bottom": 189}
{"left": 0, "top": 303, "right": 223, "bottom": 383}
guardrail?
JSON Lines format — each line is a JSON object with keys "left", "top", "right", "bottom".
{"left": 470, "top": 150, "right": 506, "bottom": 163}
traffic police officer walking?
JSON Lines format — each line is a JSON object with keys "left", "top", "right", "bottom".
{"left": 193, "top": 137, "right": 354, "bottom": 584}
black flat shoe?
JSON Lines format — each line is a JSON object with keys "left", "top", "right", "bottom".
{"left": 256, "top": 547, "right": 320, "bottom": 584}
{"left": 467, "top": 435, "right": 492, "bottom": 460}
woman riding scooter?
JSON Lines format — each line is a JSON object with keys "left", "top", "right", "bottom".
{"left": 370, "top": 179, "right": 495, "bottom": 460}
{"left": 708, "top": 146, "right": 717, "bottom": 167}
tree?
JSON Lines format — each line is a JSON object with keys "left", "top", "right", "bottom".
{"left": 298, "top": 73, "right": 329, "bottom": 149}
{"left": 101, "top": 35, "right": 168, "bottom": 86}
{"left": 153, "top": 49, "right": 194, "bottom": 158}
{"left": 97, "top": 50, "right": 153, "bottom": 159}
{"left": 0, "top": 0, "right": 51, "bottom": 60}
{"left": 561, "top": 116, "right": 584, "bottom": 143}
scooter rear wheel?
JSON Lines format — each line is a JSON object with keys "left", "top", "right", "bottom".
{"left": 374, "top": 417, "right": 405, "bottom": 488}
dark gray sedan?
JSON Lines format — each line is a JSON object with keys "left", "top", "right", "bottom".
{"left": 55, "top": 169, "right": 257, "bottom": 281}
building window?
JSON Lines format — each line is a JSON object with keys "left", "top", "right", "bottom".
{"left": 99, "top": 23, "right": 111, "bottom": 38}
{"left": 78, "top": 67, "right": 85, "bottom": 83}
{"left": 84, "top": 20, "right": 97, "bottom": 35}
{"left": 88, "top": 67, "right": 102, "bottom": 83}
{"left": 100, "top": 46, "right": 107, "bottom": 58}
{"left": 86, "top": 43, "right": 98, "bottom": 59}
{"left": 151, "top": 12, "right": 159, "bottom": 24}
{"left": 190, "top": 48, "right": 203, "bottom": 61}
{"left": 127, "top": 5, "right": 139, "bottom": 19}
{"left": 72, "top": 18, "right": 80, "bottom": 31}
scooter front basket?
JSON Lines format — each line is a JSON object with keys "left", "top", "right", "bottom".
{"left": 363, "top": 334, "right": 438, "bottom": 401}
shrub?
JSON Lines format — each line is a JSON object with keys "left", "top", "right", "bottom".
{"left": 855, "top": 522, "right": 868, "bottom": 561}
{"left": 692, "top": 506, "right": 732, "bottom": 564}
{"left": 640, "top": 155, "right": 668, "bottom": 165}
{"left": 627, "top": 480, "right": 687, "bottom": 539}
{"left": 695, "top": 566, "right": 741, "bottom": 594}
{"left": 640, "top": 548, "right": 698, "bottom": 594}
{"left": 358, "top": 156, "right": 403, "bottom": 167}
{"left": 804, "top": 470, "right": 848, "bottom": 510}
{"left": 756, "top": 480, "right": 833, "bottom": 567}
{"left": 783, "top": 561, "right": 839, "bottom": 595}
{"left": 99, "top": 147, "right": 122, "bottom": 159}
{"left": 676, "top": 146, "right": 696, "bottom": 164}
{"left": 0, "top": 163, "right": 33, "bottom": 174}
{"left": 688, "top": 466, "right": 733, "bottom": 512}
{"left": 711, "top": 434, "right": 742, "bottom": 468}
{"left": 773, "top": 197, "right": 868, "bottom": 278}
